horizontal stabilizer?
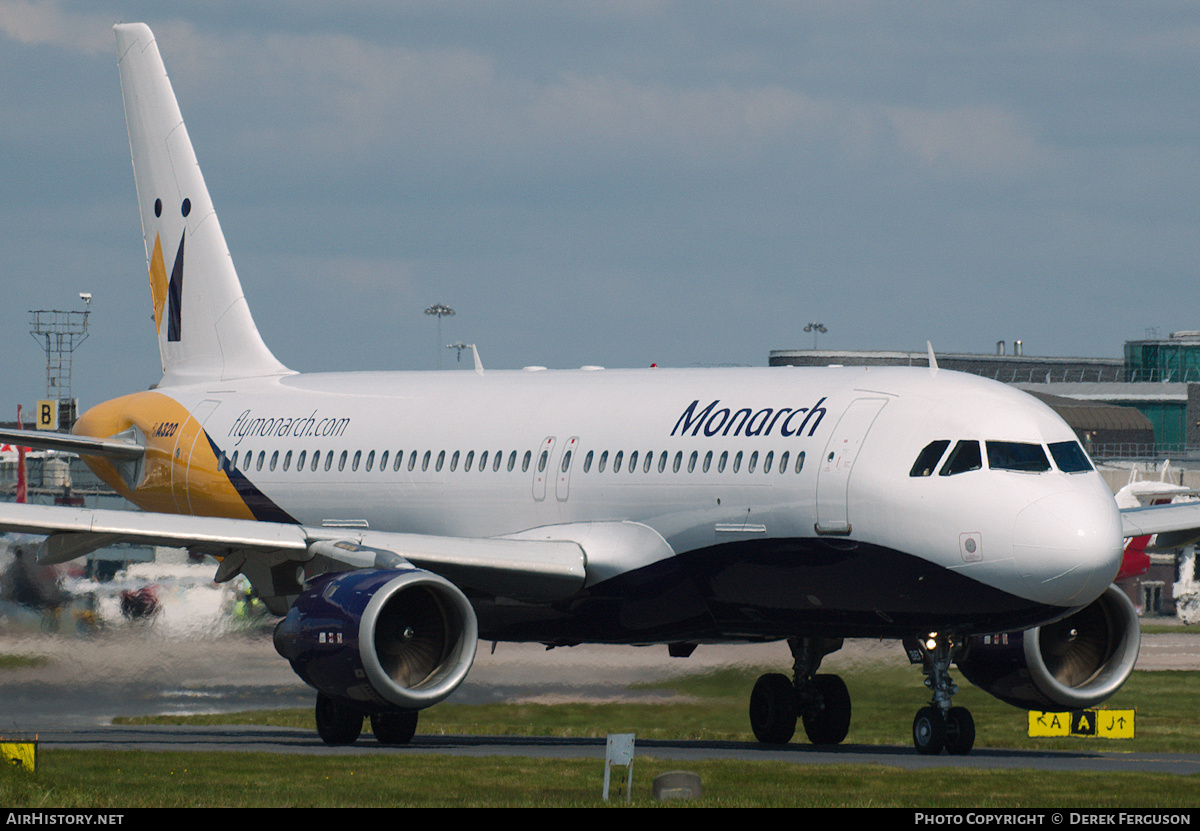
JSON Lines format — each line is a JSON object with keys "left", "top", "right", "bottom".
{"left": 0, "top": 428, "right": 144, "bottom": 461}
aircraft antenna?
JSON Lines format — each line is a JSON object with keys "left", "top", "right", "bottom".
{"left": 448, "top": 342, "right": 484, "bottom": 375}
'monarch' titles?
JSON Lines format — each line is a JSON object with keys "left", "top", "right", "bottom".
{"left": 671, "top": 398, "right": 828, "bottom": 439}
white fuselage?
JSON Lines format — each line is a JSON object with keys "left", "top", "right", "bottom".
{"left": 118, "top": 363, "right": 1124, "bottom": 643}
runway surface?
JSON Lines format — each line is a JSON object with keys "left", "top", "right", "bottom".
{"left": 2, "top": 626, "right": 1198, "bottom": 773}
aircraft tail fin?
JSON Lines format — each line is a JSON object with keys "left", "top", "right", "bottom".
{"left": 114, "top": 23, "right": 291, "bottom": 386}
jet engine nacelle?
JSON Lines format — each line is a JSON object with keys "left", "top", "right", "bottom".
{"left": 955, "top": 585, "right": 1141, "bottom": 711}
{"left": 273, "top": 567, "right": 478, "bottom": 711}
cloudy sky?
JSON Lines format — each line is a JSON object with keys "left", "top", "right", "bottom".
{"left": 2, "top": 1, "right": 1198, "bottom": 412}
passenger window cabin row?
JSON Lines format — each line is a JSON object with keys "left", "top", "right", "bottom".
{"left": 218, "top": 447, "right": 809, "bottom": 478}
{"left": 222, "top": 448, "right": 534, "bottom": 475}
{"left": 580, "top": 448, "right": 805, "bottom": 476}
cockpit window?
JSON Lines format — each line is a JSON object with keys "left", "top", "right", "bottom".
{"left": 1048, "top": 440, "right": 1093, "bottom": 473}
{"left": 910, "top": 440, "right": 951, "bottom": 477}
{"left": 939, "top": 441, "right": 982, "bottom": 476}
{"left": 986, "top": 441, "right": 1051, "bottom": 472}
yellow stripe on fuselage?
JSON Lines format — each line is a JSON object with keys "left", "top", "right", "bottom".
{"left": 73, "top": 392, "right": 256, "bottom": 520}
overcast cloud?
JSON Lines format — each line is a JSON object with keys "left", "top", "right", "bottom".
{"left": 1, "top": 1, "right": 1198, "bottom": 411}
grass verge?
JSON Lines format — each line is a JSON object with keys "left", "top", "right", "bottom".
{"left": 2, "top": 750, "right": 1197, "bottom": 808}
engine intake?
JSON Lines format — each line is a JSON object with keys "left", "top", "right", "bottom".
{"left": 274, "top": 567, "right": 478, "bottom": 711}
{"left": 956, "top": 585, "right": 1141, "bottom": 711}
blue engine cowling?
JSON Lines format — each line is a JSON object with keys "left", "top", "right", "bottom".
{"left": 273, "top": 567, "right": 478, "bottom": 711}
{"left": 955, "top": 585, "right": 1141, "bottom": 711}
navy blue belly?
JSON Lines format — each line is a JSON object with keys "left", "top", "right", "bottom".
{"left": 475, "top": 537, "right": 1066, "bottom": 644}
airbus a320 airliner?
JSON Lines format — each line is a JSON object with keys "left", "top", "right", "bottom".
{"left": 2, "top": 23, "right": 1195, "bottom": 755}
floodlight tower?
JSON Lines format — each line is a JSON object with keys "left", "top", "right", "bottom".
{"left": 425, "top": 303, "right": 455, "bottom": 369}
{"left": 804, "top": 322, "right": 827, "bottom": 350}
{"left": 29, "top": 300, "right": 91, "bottom": 430}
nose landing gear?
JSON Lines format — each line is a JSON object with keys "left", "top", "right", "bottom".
{"left": 907, "top": 633, "right": 975, "bottom": 755}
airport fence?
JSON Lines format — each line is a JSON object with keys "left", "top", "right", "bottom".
{"left": 972, "top": 367, "right": 1126, "bottom": 384}
{"left": 0, "top": 454, "right": 118, "bottom": 500}
{"left": 1088, "top": 442, "right": 1193, "bottom": 461}
{"left": 1125, "top": 368, "right": 1200, "bottom": 383}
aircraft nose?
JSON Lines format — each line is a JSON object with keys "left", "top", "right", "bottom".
{"left": 1011, "top": 489, "right": 1124, "bottom": 607}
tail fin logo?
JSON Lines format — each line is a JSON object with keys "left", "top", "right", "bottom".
{"left": 147, "top": 198, "right": 189, "bottom": 343}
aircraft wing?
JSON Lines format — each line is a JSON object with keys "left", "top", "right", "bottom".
{"left": 1120, "top": 502, "right": 1200, "bottom": 551}
{"left": 0, "top": 502, "right": 586, "bottom": 613}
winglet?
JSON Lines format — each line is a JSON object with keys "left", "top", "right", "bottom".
{"left": 927, "top": 341, "right": 939, "bottom": 375}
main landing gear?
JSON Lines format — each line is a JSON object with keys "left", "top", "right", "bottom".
{"left": 314, "top": 693, "right": 419, "bottom": 746}
{"left": 749, "top": 637, "right": 852, "bottom": 747}
{"left": 907, "top": 633, "right": 975, "bottom": 756}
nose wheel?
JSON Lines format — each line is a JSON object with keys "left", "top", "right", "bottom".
{"left": 912, "top": 706, "right": 945, "bottom": 754}
{"left": 912, "top": 705, "right": 975, "bottom": 755}
{"left": 907, "top": 633, "right": 975, "bottom": 755}
{"left": 944, "top": 706, "right": 976, "bottom": 754}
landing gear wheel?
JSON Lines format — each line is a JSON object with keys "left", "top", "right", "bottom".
{"left": 912, "top": 706, "right": 946, "bottom": 755}
{"left": 315, "top": 693, "right": 363, "bottom": 746}
{"left": 802, "top": 674, "right": 852, "bottom": 745}
{"left": 749, "top": 673, "right": 797, "bottom": 745}
{"left": 370, "top": 710, "right": 419, "bottom": 746}
{"left": 944, "top": 706, "right": 975, "bottom": 755}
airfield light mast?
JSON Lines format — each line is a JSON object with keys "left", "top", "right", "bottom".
{"left": 425, "top": 303, "right": 455, "bottom": 369}
{"left": 804, "top": 322, "right": 827, "bottom": 350}
{"left": 29, "top": 299, "right": 90, "bottom": 431}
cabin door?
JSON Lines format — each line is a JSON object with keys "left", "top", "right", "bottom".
{"left": 814, "top": 397, "right": 887, "bottom": 535}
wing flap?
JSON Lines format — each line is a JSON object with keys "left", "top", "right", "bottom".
{"left": 317, "top": 532, "right": 586, "bottom": 602}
